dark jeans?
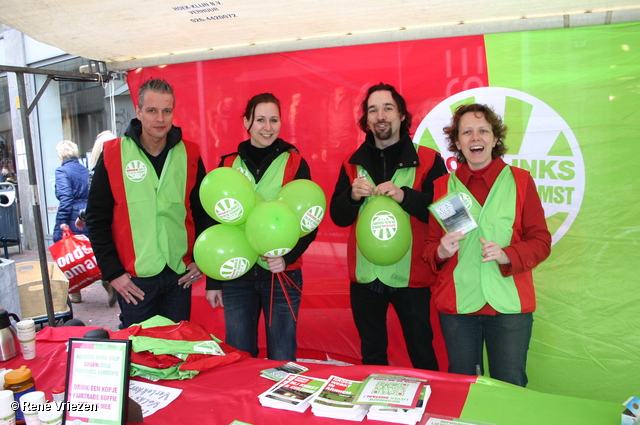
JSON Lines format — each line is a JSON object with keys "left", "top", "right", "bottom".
{"left": 222, "top": 269, "right": 302, "bottom": 361}
{"left": 439, "top": 312, "right": 533, "bottom": 387}
{"left": 117, "top": 267, "right": 191, "bottom": 328}
{"left": 350, "top": 281, "right": 439, "bottom": 371}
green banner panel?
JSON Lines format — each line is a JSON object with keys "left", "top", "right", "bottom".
{"left": 485, "top": 23, "right": 640, "bottom": 403}
{"left": 461, "top": 377, "right": 621, "bottom": 425}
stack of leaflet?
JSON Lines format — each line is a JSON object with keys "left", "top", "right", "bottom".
{"left": 310, "top": 375, "right": 369, "bottom": 421}
{"left": 366, "top": 385, "right": 431, "bottom": 424}
{"left": 352, "top": 373, "right": 431, "bottom": 424}
{"left": 260, "top": 361, "right": 309, "bottom": 382}
{"left": 258, "top": 373, "right": 326, "bottom": 413}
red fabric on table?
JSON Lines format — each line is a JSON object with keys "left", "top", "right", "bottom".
{"left": 135, "top": 361, "right": 474, "bottom": 424}
{"left": 3, "top": 327, "right": 474, "bottom": 424}
{"left": 110, "top": 320, "right": 250, "bottom": 371}
{"left": 129, "top": 351, "right": 183, "bottom": 369}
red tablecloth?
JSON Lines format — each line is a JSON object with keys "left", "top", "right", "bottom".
{"left": 3, "top": 326, "right": 472, "bottom": 424}
{"left": 1, "top": 327, "right": 621, "bottom": 425}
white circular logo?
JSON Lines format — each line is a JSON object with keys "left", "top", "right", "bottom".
{"left": 125, "top": 160, "right": 147, "bottom": 182}
{"left": 413, "top": 87, "right": 584, "bottom": 245}
{"left": 264, "top": 248, "right": 291, "bottom": 258}
{"left": 459, "top": 193, "right": 474, "bottom": 211}
{"left": 301, "top": 206, "right": 325, "bottom": 233}
{"left": 220, "top": 257, "right": 251, "bottom": 279}
{"left": 214, "top": 198, "right": 244, "bottom": 223}
{"left": 370, "top": 210, "right": 398, "bottom": 241}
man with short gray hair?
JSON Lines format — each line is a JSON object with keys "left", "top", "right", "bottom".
{"left": 87, "top": 78, "right": 214, "bottom": 328}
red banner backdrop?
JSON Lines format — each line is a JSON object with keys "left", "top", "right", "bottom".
{"left": 126, "top": 35, "right": 489, "bottom": 367}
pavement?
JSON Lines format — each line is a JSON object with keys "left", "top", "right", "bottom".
{"left": 5, "top": 245, "right": 122, "bottom": 331}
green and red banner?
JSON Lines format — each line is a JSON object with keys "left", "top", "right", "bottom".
{"left": 127, "top": 22, "right": 640, "bottom": 404}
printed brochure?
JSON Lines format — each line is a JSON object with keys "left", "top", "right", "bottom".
{"left": 260, "top": 361, "right": 309, "bottom": 381}
{"left": 258, "top": 373, "right": 326, "bottom": 413}
{"left": 367, "top": 385, "right": 431, "bottom": 424}
{"left": 429, "top": 192, "right": 477, "bottom": 234}
{"left": 311, "top": 375, "right": 369, "bottom": 421}
{"left": 352, "top": 374, "right": 428, "bottom": 409}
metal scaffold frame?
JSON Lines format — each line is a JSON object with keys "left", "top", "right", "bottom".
{"left": 0, "top": 61, "right": 112, "bottom": 326}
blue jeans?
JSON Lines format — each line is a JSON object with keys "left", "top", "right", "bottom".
{"left": 117, "top": 266, "right": 192, "bottom": 328}
{"left": 350, "top": 281, "right": 439, "bottom": 370}
{"left": 222, "top": 269, "right": 302, "bottom": 361}
{"left": 439, "top": 312, "right": 533, "bottom": 387}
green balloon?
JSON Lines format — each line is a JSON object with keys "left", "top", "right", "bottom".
{"left": 275, "top": 179, "right": 327, "bottom": 236}
{"left": 355, "top": 195, "right": 411, "bottom": 266}
{"left": 255, "top": 191, "right": 265, "bottom": 205}
{"left": 245, "top": 200, "right": 300, "bottom": 257}
{"left": 193, "top": 224, "right": 258, "bottom": 280}
{"left": 199, "top": 167, "right": 256, "bottom": 224}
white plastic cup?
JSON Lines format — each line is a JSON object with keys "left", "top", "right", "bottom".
{"left": 0, "top": 369, "right": 13, "bottom": 386}
{"left": 16, "top": 320, "right": 35, "bottom": 334}
{"left": 19, "top": 390, "right": 45, "bottom": 407}
{"left": 16, "top": 320, "right": 36, "bottom": 361}
{"left": 24, "top": 414, "right": 40, "bottom": 425}
{"left": 0, "top": 390, "right": 16, "bottom": 425}
{"left": 37, "top": 403, "right": 62, "bottom": 425}
{"left": 20, "top": 390, "right": 44, "bottom": 425}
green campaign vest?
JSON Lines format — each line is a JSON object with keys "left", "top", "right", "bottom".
{"left": 355, "top": 165, "right": 416, "bottom": 287}
{"left": 231, "top": 153, "right": 290, "bottom": 270}
{"left": 231, "top": 153, "right": 290, "bottom": 201}
{"left": 119, "top": 137, "right": 190, "bottom": 277}
{"left": 449, "top": 166, "right": 521, "bottom": 313}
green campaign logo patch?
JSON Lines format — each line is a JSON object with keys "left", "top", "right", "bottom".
{"left": 413, "top": 87, "right": 584, "bottom": 245}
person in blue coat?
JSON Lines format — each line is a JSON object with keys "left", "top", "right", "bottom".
{"left": 53, "top": 140, "right": 89, "bottom": 302}
{"left": 53, "top": 140, "right": 89, "bottom": 242}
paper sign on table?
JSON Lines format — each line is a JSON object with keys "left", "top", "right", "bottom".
{"left": 128, "top": 380, "right": 182, "bottom": 417}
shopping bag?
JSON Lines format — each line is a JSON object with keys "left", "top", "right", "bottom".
{"left": 48, "top": 228, "right": 102, "bottom": 293}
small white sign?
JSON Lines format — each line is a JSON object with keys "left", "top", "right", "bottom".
{"left": 128, "top": 380, "right": 182, "bottom": 418}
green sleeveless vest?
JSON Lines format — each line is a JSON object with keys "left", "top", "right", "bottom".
{"left": 232, "top": 153, "right": 290, "bottom": 270}
{"left": 120, "top": 138, "right": 189, "bottom": 276}
{"left": 231, "top": 153, "right": 290, "bottom": 201}
{"left": 355, "top": 165, "right": 416, "bottom": 287}
{"left": 449, "top": 166, "right": 521, "bottom": 313}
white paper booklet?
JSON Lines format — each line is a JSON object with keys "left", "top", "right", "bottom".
{"left": 429, "top": 192, "right": 478, "bottom": 234}
{"left": 367, "top": 385, "right": 431, "bottom": 424}
{"left": 353, "top": 374, "right": 428, "bottom": 408}
{"left": 260, "top": 361, "right": 309, "bottom": 381}
{"left": 258, "top": 373, "right": 326, "bottom": 413}
{"left": 311, "top": 375, "right": 369, "bottom": 421}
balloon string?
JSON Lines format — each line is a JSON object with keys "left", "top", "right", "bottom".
{"left": 280, "top": 272, "right": 302, "bottom": 293}
{"left": 268, "top": 272, "right": 302, "bottom": 327}
{"left": 269, "top": 272, "right": 275, "bottom": 327}
{"left": 276, "top": 273, "right": 297, "bottom": 323}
